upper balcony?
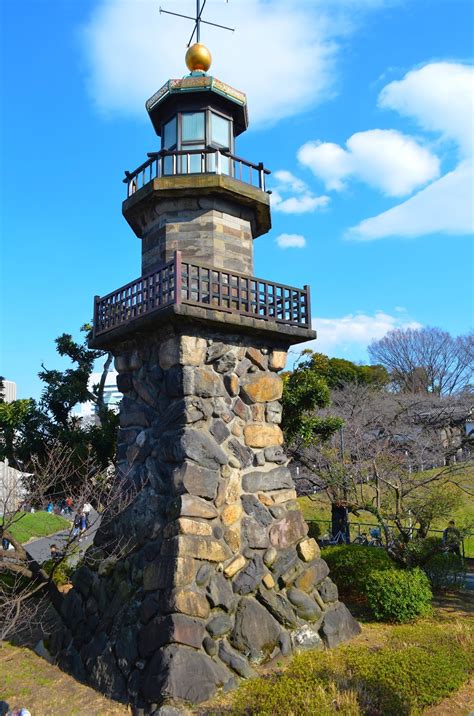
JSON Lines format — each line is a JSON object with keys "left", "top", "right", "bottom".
{"left": 123, "top": 147, "right": 271, "bottom": 199}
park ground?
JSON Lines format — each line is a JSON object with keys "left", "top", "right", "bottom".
{"left": 1, "top": 591, "right": 472, "bottom": 716}
{"left": 1, "top": 488, "right": 472, "bottom": 714}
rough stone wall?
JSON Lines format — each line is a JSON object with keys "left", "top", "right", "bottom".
{"left": 140, "top": 197, "right": 254, "bottom": 275}
{"left": 54, "top": 325, "right": 359, "bottom": 714}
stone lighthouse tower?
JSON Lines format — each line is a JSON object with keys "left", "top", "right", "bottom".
{"left": 56, "top": 33, "right": 359, "bottom": 714}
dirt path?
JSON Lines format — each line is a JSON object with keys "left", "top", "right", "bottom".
{"left": 424, "top": 676, "right": 474, "bottom": 716}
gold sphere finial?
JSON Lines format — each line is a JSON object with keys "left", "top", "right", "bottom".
{"left": 185, "top": 42, "right": 212, "bottom": 72}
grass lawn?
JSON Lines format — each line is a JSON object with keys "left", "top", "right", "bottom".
{"left": 3, "top": 511, "right": 70, "bottom": 544}
{"left": 299, "top": 463, "right": 474, "bottom": 557}
{"left": 1, "top": 600, "right": 471, "bottom": 715}
{"left": 0, "top": 644, "right": 130, "bottom": 715}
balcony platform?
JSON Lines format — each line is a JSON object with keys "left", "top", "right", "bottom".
{"left": 90, "top": 252, "right": 316, "bottom": 349}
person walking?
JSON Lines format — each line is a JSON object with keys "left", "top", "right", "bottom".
{"left": 72, "top": 513, "right": 81, "bottom": 539}
{"left": 442, "top": 520, "right": 462, "bottom": 556}
{"left": 79, "top": 511, "right": 87, "bottom": 540}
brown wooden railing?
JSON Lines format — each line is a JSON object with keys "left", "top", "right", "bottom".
{"left": 123, "top": 148, "right": 271, "bottom": 197}
{"left": 93, "top": 252, "right": 311, "bottom": 337}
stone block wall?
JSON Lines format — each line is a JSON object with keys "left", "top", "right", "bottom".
{"left": 54, "top": 325, "right": 359, "bottom": 713}
{"left": 140, "top": 197, "right": 255, "bottom": 275}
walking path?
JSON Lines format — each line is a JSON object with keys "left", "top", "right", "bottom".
{"left": 25, "top": 510, "right": 100, "bottom": 565}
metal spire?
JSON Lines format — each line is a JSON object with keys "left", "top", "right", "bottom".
{"left": 159, "top": 0, "right": 234, "bottom": 47}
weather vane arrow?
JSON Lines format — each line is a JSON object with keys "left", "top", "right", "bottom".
{"left": 159, "top": 0, "right": 234, "bottom": 47}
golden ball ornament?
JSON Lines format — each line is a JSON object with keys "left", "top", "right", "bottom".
{"left": 185, "top": 43, "right": 212, "bottom": 72}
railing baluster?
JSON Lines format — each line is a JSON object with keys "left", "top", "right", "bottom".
{"left": 94, "top": 259, "right": 311, "bottom": 336}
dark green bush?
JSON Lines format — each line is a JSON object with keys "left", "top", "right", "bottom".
{"left": 322, "top": 544, "right": 393, "bottom": 596}
{"left": 423, "top": 551, "right": 466, "bottom": 591}
{"left": 365, "top": 567, "right": 432, "bottom": 622}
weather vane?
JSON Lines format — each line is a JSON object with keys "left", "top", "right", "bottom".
{"left": 159, "top": 1, "right": 234, "bottom": 48}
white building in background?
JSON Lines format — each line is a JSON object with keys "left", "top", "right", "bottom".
{"left": 2, "top": 380, "right": 17, "bottom": 403}
{"left": 0, "top": 459, "right": 27, "bottom": 512}
{"left": 75, "top": 370, "right": 122, "bottom": 425}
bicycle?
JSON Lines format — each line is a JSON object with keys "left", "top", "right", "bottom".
{"left": 320, "top": 530, "right": 348, "bottom": 546}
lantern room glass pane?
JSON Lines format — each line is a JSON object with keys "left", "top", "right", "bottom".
{"left": 163, "top": 116, "right": 177, "bottom": 149}
{"left": 181, "top": 112, "right": 205, "bottom": 142}
{"left": 180, "top": 144, "right": 205, "bottom": 174}
{"left": 207, "top": 152, "right": 230, "bottom": 175}
{"left": 211, "top": 113, "right": 230, "bottom": 148}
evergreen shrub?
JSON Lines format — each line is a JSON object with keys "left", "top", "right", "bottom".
{"left": 423, "top": 551, "right": 466, "bottom": 591}
{"left": 322, "top": 544, "right": 393, "bottom": 596}
{"left": 365, "top": 567, "right": 432, "bottom": 622}
{"left": 230, "top": 622, "right": 471, "bottom": 716}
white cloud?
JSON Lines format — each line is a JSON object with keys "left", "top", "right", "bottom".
{"left": 272, "top": 192, "right": 330, "bottom": 214}
{"left": 378, "top": 62, "right": 474, "bottom": 157}
{"left": 298, "top": 141, "right": 352, "bottom": 191}
{"left": 273, "top": 170, "right": 307, "bottom": 193}
{"left": 276, "top": 233, "right": 306, "bottom": 249}
{"left": 303, "top": 311, "right": 422, "bottom": 355}
{"left": 348, "top": 62, "right": 474, "bottom": 240}
{"left": 348, "top": 159, "right": 474, "bottom": 240}
{"left": 81, "top": 0, "right": 397, "bottom": 126}
{"left": 298, "top": 129, "right": 439, "bottom": 197}
{"left": 271, "top": 171, "right": 330, "bottom": 214}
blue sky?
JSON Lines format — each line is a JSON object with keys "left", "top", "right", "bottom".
{"left": 1, "top": 0, "right": 473, "bottom": 400}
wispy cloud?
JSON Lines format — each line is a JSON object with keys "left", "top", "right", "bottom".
{"left": 271, "top": 170, "right": 330, "bottom": 214}
{"left": 303, "top": 310, "right": 422, "bottom": 355}
{"left": 348, "top": 160, "right": 474, "bottom": 240}
{"left": 81, "top": 0, "right": 400, "bottom": 126}
{"left": 348, "top": 62, "right": 474, "bottom": 240}
{"left": 275, "top": 233, "right": 306, "bottom": 249}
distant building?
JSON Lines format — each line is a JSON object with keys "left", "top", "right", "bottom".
{"left": 75, "top": 370, "right": 122, "bottom": 425}
{"left": 0, "top": 459, "right": 27, "bottom": 512}
{"left": 2, "top": 380, "right": 17, "bottom": 403}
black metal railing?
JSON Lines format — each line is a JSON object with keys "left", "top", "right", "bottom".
{"left": 123, "top": 148, "right": 271, "bottom": 197}
{"left": 93, "top": 251, "right": 311, "bottom": 337}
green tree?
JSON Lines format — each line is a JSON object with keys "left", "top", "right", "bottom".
{"left": 0, "top": 325, "right": 118, "bottom": 477}
{"left": 297, "top": 351, "right": 389, "bottom": 391}
{"left": 281, "top": 351, "right": 342, "bottom": 448}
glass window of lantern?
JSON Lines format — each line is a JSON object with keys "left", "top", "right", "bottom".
{"left": 181, "top": 112, "right": 205, "bottom": 142}
{"left": 208, "top": 113, "right": 231, "bottom": 175}
{"left": 162, "top": 116, "right": 177, "bottom": 174}
{"left": 163, "top": 116, "right": 177, "bottom": 148}
{"left": 211, "top": 113, "right": 230, "bottom": 148}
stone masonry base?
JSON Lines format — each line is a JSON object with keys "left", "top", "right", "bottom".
{"left": 52, "top": 324, "right": 360, "bottom": 713}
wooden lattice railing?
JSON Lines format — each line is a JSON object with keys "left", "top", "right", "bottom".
{"left": 93, "top": 252, "right": 311, "bottom": 337}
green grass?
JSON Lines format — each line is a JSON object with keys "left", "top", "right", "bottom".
{"left": 227, "top": 618, "right": 473, "bottom": 716}
{"left": 2, "top": 511, "right": 70, "bottom": 543}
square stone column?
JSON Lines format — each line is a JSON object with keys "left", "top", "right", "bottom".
{"left": 55, "top": 323, "right": 360, "bottom": 712}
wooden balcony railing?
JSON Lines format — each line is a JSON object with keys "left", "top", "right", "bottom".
{"left": 93, "top": 252, "right": 311, "bottom": 338}
{"left": 123, "top": 148, "right": 271, "bottom": 198}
